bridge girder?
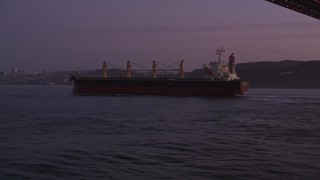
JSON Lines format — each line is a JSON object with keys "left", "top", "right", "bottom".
{"left": 265, "top": 0, "right": 320, "bottom": 20}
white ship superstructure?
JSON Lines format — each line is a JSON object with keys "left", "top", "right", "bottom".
{"left": 204, "top": 47, "right": 239, "bottom": 81}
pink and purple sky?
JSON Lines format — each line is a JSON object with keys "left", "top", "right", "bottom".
{"left": 1, "top": 0, "right": 319, "bottom": 72}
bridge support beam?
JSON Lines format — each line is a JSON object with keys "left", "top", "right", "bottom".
{"left": 265, "top": 0, "right": 320, "bottom": 20}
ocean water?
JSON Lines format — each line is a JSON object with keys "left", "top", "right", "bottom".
{"left": 0, "top": 85, "right": 319, "bottom": 179}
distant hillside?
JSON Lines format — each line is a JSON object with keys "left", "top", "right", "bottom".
{"left": 236, "top": 60, "right": 320, "bottom": 88}
{"left": 78, "top": 60, "right": 320, "bottom": 89}
{"left": 6, "top": 60, "right": 316, "bottom": 87}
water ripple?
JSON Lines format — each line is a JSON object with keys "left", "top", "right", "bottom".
{"left": 0, "top": 86, "right": 320, "bottom": 179}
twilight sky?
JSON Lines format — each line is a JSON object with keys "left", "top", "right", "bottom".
{"left": 1, "top": 0, "right": 319, "bottom": 72}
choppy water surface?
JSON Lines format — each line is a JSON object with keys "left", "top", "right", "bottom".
{"left": 0, "top": 86, "right": 319, "bottom": 179}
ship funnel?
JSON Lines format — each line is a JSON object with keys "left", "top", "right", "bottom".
{"left": 102, "top": 61, "right": 107, "bottom": 78}
{"left": 127, "top": 61, "right": 132, "bottom": 78}
{"left": 229, "top": 53, "right": 235, "bottom": 74}
{"left": 152, "top": 60, "right": 157, "bottom": 78}
{"left": 180, "top": 60, "right": 184, "bottom": 79}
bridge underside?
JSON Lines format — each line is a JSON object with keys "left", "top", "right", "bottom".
{"left": 265, "top": 0, "right": 320, "bottom": 20}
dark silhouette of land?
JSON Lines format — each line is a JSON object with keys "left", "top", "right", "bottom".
{"left": 188, "top": 60, "right": 320, "bottom": 88}
{"left": 237, "top": 60, "right": 320, "bottom": 88}
{"left": 1, "top": 60, "right": 320, "bottom": 89}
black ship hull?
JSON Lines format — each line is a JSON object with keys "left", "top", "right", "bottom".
{"left": 70, "top": 76, "right": 249, "bottom": 96}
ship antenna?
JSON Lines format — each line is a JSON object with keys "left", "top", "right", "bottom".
{"left": 216, "top": 47, "right": 225, "bottom": 64}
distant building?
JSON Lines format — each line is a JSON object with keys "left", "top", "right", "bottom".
{"left": 12, "top": 68, "right": 18, "bottom": 75}
{"left": 0, "top": 71, "right": 8, "bottom": 76}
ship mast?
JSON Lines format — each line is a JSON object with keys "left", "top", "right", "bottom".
{"left": 179, "top": 60, "right": 184, "bottom": 79}
{"left": 216, "top": 47, "right": 225, "bottom": 64}
{"left": 102, "top": 61, "right": 107, "bottom": 78}
{"left": 127, "top": 61, "right": 132, "bottom": 78}
{"left": 152, "top": 60, "right": 157, "bottom": 78}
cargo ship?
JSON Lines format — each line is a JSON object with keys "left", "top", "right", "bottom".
{"left": 70, "top": 48, "right": 249, "bottom": 96}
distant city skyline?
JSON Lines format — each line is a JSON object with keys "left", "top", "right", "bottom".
{"left": 1, "top": 0, "right": 319, "bottom": 72}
